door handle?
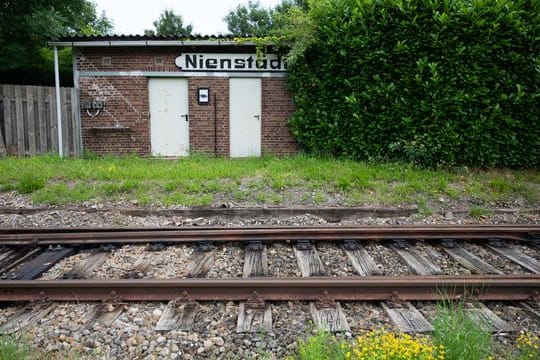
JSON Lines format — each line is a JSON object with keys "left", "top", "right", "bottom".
{"left": 254, "top": 115, "right": 260, "bottom": 120}
{"left": 181, "top": 114, "right": 189, "bottom": 122}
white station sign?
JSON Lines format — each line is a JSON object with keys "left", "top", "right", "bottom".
{"left": 175, "top": 53, "right": 287, "bottom": 72}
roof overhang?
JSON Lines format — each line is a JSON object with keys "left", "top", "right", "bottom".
{"left": 48, "top": 39, "right": 261, "bottom": 47}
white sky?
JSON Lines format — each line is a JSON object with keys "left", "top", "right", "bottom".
{"left": 93, "top": 0, "right": 284, "bottom": 35}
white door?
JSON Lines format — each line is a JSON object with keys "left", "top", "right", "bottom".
{"left": 149, "top": 78, "right": 189, "bottom": 156}
{"left": 230, "top": 78, "right": 261, "bottom": 157}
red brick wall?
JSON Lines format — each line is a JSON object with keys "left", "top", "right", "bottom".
{"left": 188, "top": 78, "right": 230, "bottom": 156}
{"left": 79, "top": 76, "right": 150, "bottom": 156}
{"left": 262, "top": 78, "right": 298, "bottom": 156}
{"left": 78, "top": 47, "right": 180, "bottom": 73}
{"left": 77, "top": 47, "right": 297, "bottom": 157}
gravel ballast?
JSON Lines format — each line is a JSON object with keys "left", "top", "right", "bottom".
{"left": 0, "top": 196, "right": 538, "bottom": 359}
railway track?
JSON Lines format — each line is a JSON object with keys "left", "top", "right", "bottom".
{"left": 0, "top": 225, "right": 538, "bottom": 337}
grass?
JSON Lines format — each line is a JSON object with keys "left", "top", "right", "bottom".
{"left": 295, "top": 330, "right": 347, "bottom": 360}
{"left": 0, "top": 154, "right": 538, "bottom": 211}
{"left": 0, "top": 335, "right": 31, "bottom": 360}
{"left": 433, "top": 302, "right": 494, "bottom": 360}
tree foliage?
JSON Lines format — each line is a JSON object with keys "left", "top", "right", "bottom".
{"left": 0, "top": 0, "right": 113, "bottom": 85}
{"left": 147, "top": 10, "right": 193, "bottom": 37}
{"left": 287, "top": 0, "right": 540, "bottom": 168}
{"left": 224, "top": 0, "right": 305, "bottom": 36}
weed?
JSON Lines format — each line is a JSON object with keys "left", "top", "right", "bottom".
{"left": 295, "top": 331, "right": 347, "bottom": 360}
{"left": 233, "top": 190, "right": 249, "bottom": 201}
{"left": 16, "top": 173, "right": 47, "bottom": 194}
{"left": 0, "top": 335, "right": 31, "bottom": 360}
{"left": 313, "top": 192, "right": 326, "bottom": 205}
{"left": 469, "top": 206, "right": 492, "bottom": 219}
{"left": 516, "top": 332, "right": 540, "bottom": 360}
{"left": 346, "top": 330, "right": 443, "bottom": 360}
{"left": 32, "top": 183, "right": 92, "bottom": 205}
{"left": 433, "top": 302, "right": 494, "bottom": 360}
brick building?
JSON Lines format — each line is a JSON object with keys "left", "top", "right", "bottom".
{"left": 51, "top": 35, "right": 297, "bottom": 157}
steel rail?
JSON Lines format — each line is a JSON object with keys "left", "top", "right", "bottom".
{"left": 0, "top": 225, "right": 538, "bottom": 245}
{"left": 0, "top": 275, "right": 538, "bottom": 302}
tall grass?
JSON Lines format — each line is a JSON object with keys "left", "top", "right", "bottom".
{"left": 296, "top": 331, "right": 347, "bottom": 360}
{"left": 433, "top": 302, "right": 494, "bottom": 360}
{"left": 0, "top": 335, "right": 31, "bottom": 360}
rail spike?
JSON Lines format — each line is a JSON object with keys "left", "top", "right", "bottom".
{"left": 99, "top": 290, "right": 125, "bottom": 312}
{"left": 530, "top": 290, "right": 540, "bottom": 303}
{"left": 29, "top": 291, "right": 50, "bottom": 310}
{"left": 245, "top": 291, "right": 265, "bottom": 310}
{"left": 315, "top": 290, "right": 336, "bottom": 310}
{"left": 170, "top": 290, "right": 198, "bottom": 309}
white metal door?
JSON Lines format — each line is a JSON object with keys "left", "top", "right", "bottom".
{"left": 149, "top": 78, "right": 189, "bottom": 156}
{"left": 229, "top": 78, "right": 261, "bottom": 157}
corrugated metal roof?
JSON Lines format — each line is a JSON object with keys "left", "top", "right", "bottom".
{"left": 49, "top": 34, "right": 265, "bottom": 47}
{"left": 57, "top": 34, "right": 238, "bottom": 42}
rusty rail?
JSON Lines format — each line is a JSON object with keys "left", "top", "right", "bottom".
{"left": 0, "top": 275, "right": 538, "bottom": 302}
{"left": 0, "top": 225, "right": 538, "bottom": 245}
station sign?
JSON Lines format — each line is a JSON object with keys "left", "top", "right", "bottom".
{"left": 175, "top": 53, "right": 287, "bottom": 72}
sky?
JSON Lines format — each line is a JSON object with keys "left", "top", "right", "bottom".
{"left": 93, "top": 0, "right": 284, "bottom": 35}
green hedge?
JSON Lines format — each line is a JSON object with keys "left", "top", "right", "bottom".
{"left": 287, "top": 0, "right": 540, "bottom": 167}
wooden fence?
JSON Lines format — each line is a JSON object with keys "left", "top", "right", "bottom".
{"left": 0, "top": 84, "right": 81, "bottom": 156}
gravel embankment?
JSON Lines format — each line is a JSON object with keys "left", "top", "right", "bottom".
{"left": 0, "top": 191, "right": 538, "bottom": 359}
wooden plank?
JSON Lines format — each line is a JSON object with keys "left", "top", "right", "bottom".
{"left": 0, "top": 248, "right": 15, "bottom": 265}
{"left": 309, "top": 302, "right": 350, "bottom": 332}
{"left": 185, "top": 250, "right": 214, "bottom": 277}
{"left": 0, "top": 121, "right": 5, "bottom": 157}
{"left": 465, "top": 303, "right": 514, "bottom": 333}
{"left": 518, "top": 302, "right": 540, "bottom": 322}
{"left": 488, "top": 240, "right": 540, "bottom": 274}
{"left": 0, "top": 247, "right": 42, "bottom": 275}
{"left": 237, "top": 242, "right": 272, "bottom": 333}
{"left": 8, "top": 246, "right": 76, "bottom": 280}
{"left": 71, "top": 88, "right": 81, "bottom": 156}
{"left": 342, "top": 240, "right": 382, "bottom": 276}
{"left": 2, "top": 85, "right": 12, "bottom": 154}
{"left": 48, "top": 87, "right": 58, "bottom": 153}
{"left": 14, "top": 85, "right": 25, "bottom": 155}
{"left": 0, "top": 248, "right": 28, "bottom": 272}
{"left": 441, "top": 240, "right": 503, "bottom": 275}
{"left": 0, "top": 85, "right": 3, "bottom": 128}
{"left": 0, "top": 85, "right": 5, "bottom": 157}
{"left": 61, "top": 87, "right": 69, "bottom": 156}
{"left": 236, "top": 302, "right": 272, "bottom": 333}
{"left": 156, "top": 300, "right": 200, "bottom": 332}
{"left": 382, "top": 302, "right": 433, "bottom": 333}
{"left": 293, "top": 241, "right": 348, "bottom": 332}
{"left": 0, "top": 304, "right": 55, "bottom": 334}
{"left": 37, "top": 86, "right": 47, "bottom": 153}
{"left": 243, "top": 242, "right": 268, "bottom": 277}
{"left": 79, "top": 304, "right": 124, "bottom": 331}
{"left": 294, "top": 242, "right": 325, "bottom": 277}
{"left": 26, "top": 86, "right": 36, "bottom": 155}
{"left": 122, "top": 253, "right": 154, "bottom": 279}
{"left": 390, "top": 240, "right": 442, "bottom": 275}
{"left": 62, "top": 251, "right": 108, "bottom": 279}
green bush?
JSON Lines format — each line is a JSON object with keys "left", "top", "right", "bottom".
{"left": 287, "top": 0, "right": 540, "bottom": 168}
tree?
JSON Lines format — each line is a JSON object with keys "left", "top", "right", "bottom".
{"left": 224, "top": 1, "right": 273, "bottom": 36}
{"left": 149, "top": 10, "right": 193, "bottom": 37}
{"left": 224, "top": 0, "right": 307, "bottom": 37}
{"left": 0, "top": 0, "right": 113, "bottom": 85}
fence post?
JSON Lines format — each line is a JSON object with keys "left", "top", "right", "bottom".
{"left": 0, "top": 122, "right": 5, "bottom": 157}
